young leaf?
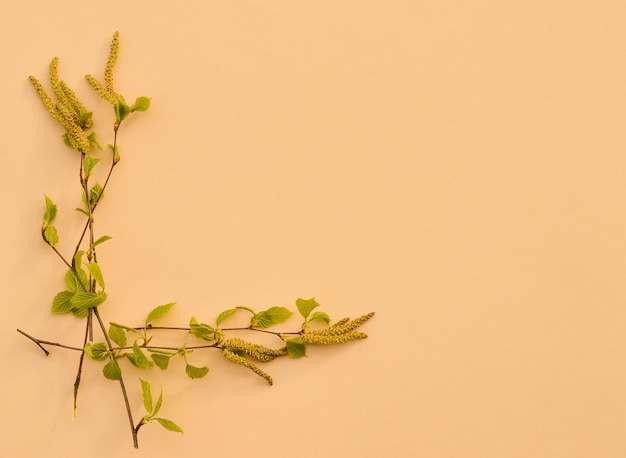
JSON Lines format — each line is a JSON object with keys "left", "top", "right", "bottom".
{"left": 43, "top": 194, "right": 57, "bottom": 227}
{"left": 151, "top": 354, "right": 170, "bottom": 370}
{"left": 73, "top": 250, "right": 85, "bottom": 270}
{"left": 215, "top": 308, "right": 237, "bottom": 327}
{"left": 108, "top": 324, "right": 127, "bottom": 347}
{"left": 87, "top": 131, "right": 102, "bottom": 150}
{"left": 132, "top": 96, "right": 151, "bottom": 112}
{"left": 140, "top": 379, "right": 153, "bottom": 413}
{"left": 285, "top": 337, "right": 307, "bottom": 359}
{"left": 185, "top": 364, "right": 209, "bottom": 379}
{"left": 114, "top": 102, "right": 131, "bottom": 124}
{"left": 108, "top": 143, "right": 120, "bottom": 163}
{"left": 84, "top": 342, "right": 109, "bottom": 361}
{"left": 83, "top": 155, "right": 101, "bottom": 178}
{"left": 154, "top": 418, "right": 183, "bottom": 434}
{"left": 86, "top": 262, "right": 105, "bottom": 289}
{"left": 145, "top": 302, "right": 175, "bottom": 327}
{"left": 51, "top": 290, "right": 74, "bottom": 314}
{"left": 308, "top": 311, "right": 331, "bottom": 326}
{"left": 296, "top": 297, "right": 320, "bottom": 319}
{"left": 130, "top": 341, "right": 153, "bottom": 369}
{"left": 189, "top": 317, "right": 219, "bottom": 341}
{"left": 70, "top": 291, "right": 107, "bottom": 310}
{"left": 152, "top": 389, "right": 163, "bottom": 416}
{"left": 65, "top": 268, "right": 88, "bottom": 292}
{"left": 92, "top": 235, "right": 112, "bottom": 248}
{"left": 251, "top": 307, "right": 293, "bottom": 329}
{"left": 43, "top": 226, "right": 59, "bottom": 246}
{"left": 90, "top": 182, "right": 103, "bottom": 206}
{"left": 103, "top": 359, "right": 122, "bottom": 380}
{"left": 80, "top": 110, "right": 94, "bottom": 129}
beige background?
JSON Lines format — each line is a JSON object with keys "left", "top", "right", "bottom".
{"left": 2, "top": 1, "right": 626, "bottom": 457}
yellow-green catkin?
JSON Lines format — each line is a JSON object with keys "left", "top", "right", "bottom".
{"left": 301, "top": 331, "right": 368, "bottom": 345}
{"left": 85, "top": 75, "right": 118, "bottom": 104}
{"left": 323, "top": 312, "right": 375, "bottom": 336}
{"left": 223, "top": 338, "right": 287, "bottom": 362}
{"left": 29, "top": 76, "right": 62, "bottom": 123}
{"left": 49, "top": 58, "right": 71, "bottom": 109}
{"left": 55, "top": 102, "right": 90, "bottom": 152}
{"left": 223, "top": 349, "right": 273, "bottom": 385}
{"left": 105, "top": 31, "right": 119, "bottom": 93}
{"left": 60, "top": 81, "right": 92, "bottom": 128}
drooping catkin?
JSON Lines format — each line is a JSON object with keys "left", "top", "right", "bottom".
{"left": 222, "top": 349, "right": 273, "bottom": 385}
{"left": 223, "top": 338, "right": 287, "bottom": 362}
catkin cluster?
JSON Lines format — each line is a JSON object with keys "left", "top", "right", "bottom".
{"left": 301, "top": 312, "right": 374, "bottom": 345}
{"left": 222, "top": 348, "right": 274, "bottom": 385}
{"left": 223, "top": 338, "right": 287, "bottom": 362}
{"left": 29, "top": 57, "right": 92, "bottom": 152}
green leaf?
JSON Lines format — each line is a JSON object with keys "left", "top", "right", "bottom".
{"left": 152, "top": 389, "right": 163, "bottom": 416}
{"left": 285, "top": 337, "right": 307, "bottom": 359}
{"left": 133, "top": 96, "right": 151, "bottom": 112}
{"left": 114, "top": 102, "right": 131, "bottom": 124}
{"left": 154, "top": 418, "right": 183, "bottom": 434}
{"left": 236, "top": 306, "right": 256, "bottom": 315}
{"left": 130, "top": 341, "right": 153, "bottom": 369}
{"left": 145, "top": 302, "right": 175, "bottom": 327}
{"left": 296, "top": 297, "right": 320, "bottom": 319}
{"left": 43, "top": 195, "right": 57, "bottom": 226}
{"left": 79, "top": 110, "right": 93, "bottom": 129}
{"left": 215, "top": 308, "right": 237, "bottom": 327}
{"left": 151, "top": 354, "right": 170, "bottom": 370}
{"left": 43, "top": 226, "right": 59, "bottom": 246}
{"left": 108, "top": 144, "right": 120, "bottom": 164}
{"left": 83, "top": 155, "right": 101, "bottom": 178}
{"left": 189, "top": 317, "right": 220, "bottom": 341}
{"left": 140, "top": 379, "right": 152, "bottom": 413}
{"left": 87, "top": 131, "right": 102, "bottom": 150}
{"left": 308, "top": 311, "right": 331, "bottom": 325}
{"left": 185, "top": 364, "right": 209, "bottom": 379}
{"left": 103, "top": 359, "right": 122, "bottom": 380}
{"left": 70, "top": 306, "right": 89, "bottom": 318}
{"left": 70, "top": 291, "right": 107, "bottom": 310}
{"left": 251, "top": 306, "right": 293, "bottom": 329}
{"left": 74, "top": 207, "right": 90, "bottom": 216}
{"left": 108, "top": 324, "right": 127, "bottom": 347}
{"left": 84, "top": 342, "right": 109, "bottom": 361}
{"left": 73, "top": 250, "right": 85, "bottom": 270}
{"left": 90, "top": 182, "right": 103, "bottom": 206}
{"left": 65, "top": 268, "right": 88, "bottom": 292}
{"left": 86, "top": 262, "right": 105, "bottom": 289}
{"left": 92, "top": 235, "right": 112, "bottom": 248}
{"left": 51, "top": 290, "right": 74, "bottom": 314}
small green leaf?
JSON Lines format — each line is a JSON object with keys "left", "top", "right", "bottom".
{"left": 51, "top": 291, "right": 74, "bottom": 314}
{"left": 73, "top": 251, "right": 85, "bottom": 270}
{"left": 70, "top": 291, "right": 107, "bottom": 310}
{"left": 152, "top": 389, "right": 163, "bottom": 416}
{"left": 185, "top": 364, "right": 209, "bottom": 379}
{"left": 308, "top": 311, "right": 331, "bottom": 325}
{"left": 296, "top": 298, "right": 320, "bottom": 319}
{"left": 70, "top": 306, "right": 89, "bottom": 318}
{"left": 43, "top": 226, "right": 59, "bottom": 246}
{"left": 87, "top": 131, "right": 102, "bottom": 150}
{"left": 154, "top": 418, "right": 183, "bottom": 434}
{"left": 103, "top": 359, "right": 122, "bottom": 380}
{"left": 108, "top": 324, "right": 127, "bottom": 347}
{"left": 114, "top": 102, "right": 131, "bottom": 124}
{"left": 108, "top": 144, "right": 120, "bottom": 163}
{"left": 92, "top": 235, "right": 112, "bottom": 248}
{"left": 83, "top": 155, "right": 101, "bottom": 178}
{"left": 236, "top": 306, "right": 256, "bottom": 315}
{"left": 43, "top": 195, "right": 57, "bottom": 227}
{"left": 215, "top": 308, "right": 237, "bottom": 327}
{"left": 251, "top": 307, "right": 293, "bottom": 329}
{"left": 74, "top": 207, "right": 90, "bottom": 216}
{"left": 140, "top": 379, "right": 153, "bottom": 413}
{"left": 132, "top": 96, "right": 151, "bottom": 112}
{"left": 86, "top": 262, "right": 105, "bottom": 289}
{"left": 151, "top": 354, "right": 170, "bottom": 370}
{"left": 189, "top": 317, "right": 220, "bottom": 341}
{"left": 130, "top": 341, "right": 153, "bottom": 369}
{"left": 84, "top": 342, "right": 109, "bottom": 361}
{"left": 90, "top": 182, "right": 103, "bottom": 206}
{"left": 145, "top": 302, "right": 175, "bottom": 327}
{"left": 79, "top": 110, "right": 93, "bottom": 129}
{"left": 285, "top": 337, "right": 307, "bottom": 359}
{"left": 65, "top": 268, "right": 88, "bottom": 292}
